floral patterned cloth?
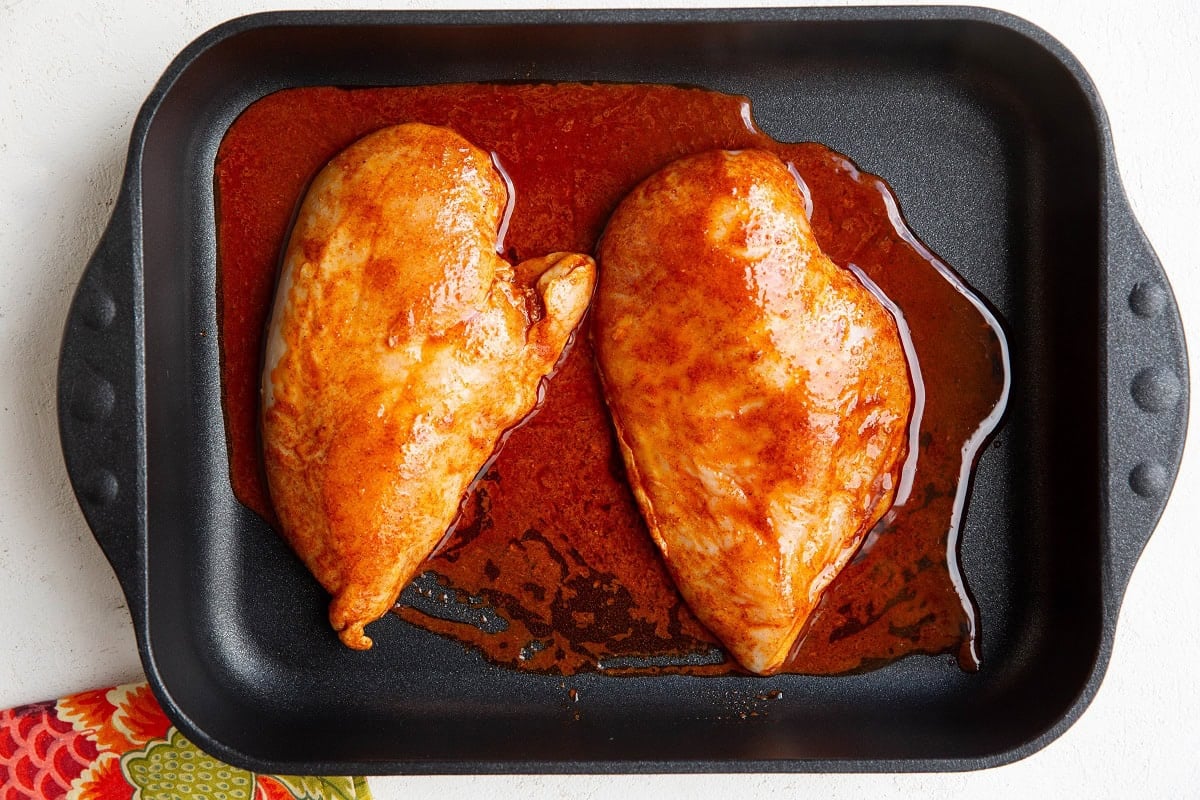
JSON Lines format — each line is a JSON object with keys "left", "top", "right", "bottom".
{"left": 0, "top": 683, "right": 370, "bottom": 800}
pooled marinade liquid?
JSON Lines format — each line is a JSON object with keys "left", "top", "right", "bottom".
{"left": 215, "top": 84, "right": 1008, "bottom": 676}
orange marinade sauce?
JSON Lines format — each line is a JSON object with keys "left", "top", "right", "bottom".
{"left": 215, "top": 83, "right": 1006, "bottom": 676}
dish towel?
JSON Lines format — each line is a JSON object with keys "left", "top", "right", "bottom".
{"left": 0, "top": 682, "right": 371, "bottom": 800}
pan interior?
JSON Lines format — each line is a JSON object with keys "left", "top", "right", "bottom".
{"left": 138, "top": 15, "right": 1102, "bottom": 769}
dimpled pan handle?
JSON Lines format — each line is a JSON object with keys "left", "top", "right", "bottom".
{"left": 1105, "top": 181, "right": 1189, "bottom": 599}
{"left": 57, "top": 188, "right": 146, "bottom": 619}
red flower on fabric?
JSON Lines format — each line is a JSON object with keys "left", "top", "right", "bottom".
{"left": 68, "top": 752, "right": 132, "bottom": 800}
{"left": 256, "top": 775, "right": 301, "bottom": 800}
{"left": 3, "top": 684, "right": 369, "bottom": 800}
{"left": 57, "top": 690, "right": 124, "bottom": 754}
{"left": 107, "top": 685, "right": 170, "bottom": 749}
{"left": 0, "top": 702, "right": 101, "bottom": 799}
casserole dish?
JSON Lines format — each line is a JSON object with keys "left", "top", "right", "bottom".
{"left": 57, "top": 7, "right": 1188, "bottom": 773}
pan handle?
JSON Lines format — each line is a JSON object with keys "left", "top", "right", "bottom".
{"left": 57, "top": 188, "right": 146, "bottom": 619}
{"left": 1105, "top": 186, "right": 1189, "bottom": 599}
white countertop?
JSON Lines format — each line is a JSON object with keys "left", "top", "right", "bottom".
{"left": 2, "top": 0, "right": 1197, "bottom": 796}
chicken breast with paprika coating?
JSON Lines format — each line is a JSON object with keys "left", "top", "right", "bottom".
{"left": 262, "top": 122, "right": 596, "bottom": 649}
{"left": 594, "top": 149, "right": 911, "bottom": 675}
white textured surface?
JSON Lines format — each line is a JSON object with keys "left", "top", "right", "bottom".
{"left": 0, "top": 0, "right": 1196, "bottom": 796}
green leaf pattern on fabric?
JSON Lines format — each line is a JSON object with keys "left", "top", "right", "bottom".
{"left": 120, "top": 727, "right": 255, "bottom": 800}
{"left": 118, "top": 727, "right": 371, "bottom": 800}
{"left": 271, "top": 775, "right": 364, "bottom": 800}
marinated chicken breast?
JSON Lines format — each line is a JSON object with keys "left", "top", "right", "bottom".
{"left": 262, "top": 123, "right": 596, "bottom": 650}
{"left": 595, "top": 149, "right": 912, "bottom": 675}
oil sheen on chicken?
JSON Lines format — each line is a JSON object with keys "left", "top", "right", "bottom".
{"left": 595, "top": 149, "right": 913, "bottom": 675}
{"left": 262, "top": 123, "right": 596, "bottom": 650}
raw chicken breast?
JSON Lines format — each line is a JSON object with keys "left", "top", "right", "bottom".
{"left": 262, "top": 122, "right": 596, "bottom": 649}
{"left": 594, "top": 149, "right": 912, "bottom": 675}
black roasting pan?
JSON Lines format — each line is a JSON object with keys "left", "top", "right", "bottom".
{"left": 56, "top": 7, "right": 1188, "bottom": 774}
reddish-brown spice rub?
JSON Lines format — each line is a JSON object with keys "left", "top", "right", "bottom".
{"left": 215, "top": 83, "right": 1007, "bottom": 676}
